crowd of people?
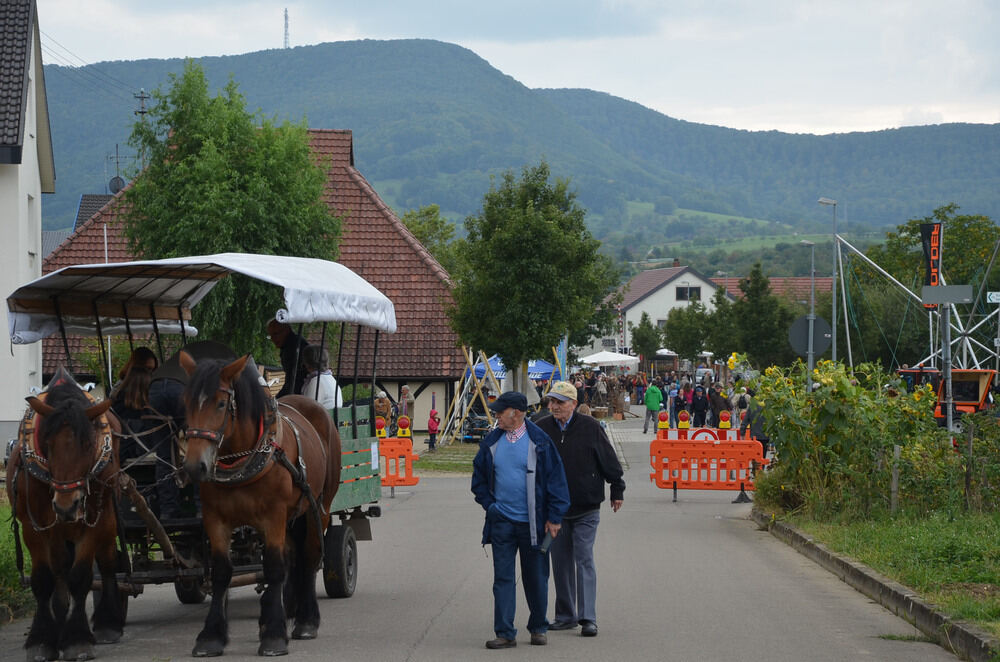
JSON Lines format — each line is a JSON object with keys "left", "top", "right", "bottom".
{"left": 636, "top": 370, "right": 754, "bottom": 433}
{"left": 538, "top": 367, "right": 755, "bottom": 433}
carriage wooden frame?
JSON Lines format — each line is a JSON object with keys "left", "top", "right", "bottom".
{"left": 6, "top": 252, "right": 397, "bottom": 611}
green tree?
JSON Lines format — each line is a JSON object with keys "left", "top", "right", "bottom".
{"left": 662, "top": 301, "right": 708, "bottom": 364}
{"left": 121, "top": 60, "right": 339, "bottom": 359}
{"left": 629, "top": 312, "right": 662, "bottom": 371}
{"left": 732, "top": 264, "right": 796, "bottom": 367}
{"left": 450, "top": 162, "right": 619, "bottom": 381}
{"left": 865, "top": 204, "right": 1000, "bottom": 291}
{"left": 400, "top": 204, "right": 461, "bottom": 275}
{"left": 704, "top": 286, "right": 737, "bottom": 360}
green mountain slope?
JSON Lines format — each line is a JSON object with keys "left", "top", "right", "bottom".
{"left": 42, "top": 39, "right": 1000, "bottom": 247}
{"left": 539, "top": 88, "right": 1000, "bottom": 226}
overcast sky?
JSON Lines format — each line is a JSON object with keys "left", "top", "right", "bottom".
{"left": 36, "top": 0, "right": 1000, "bottom": 135}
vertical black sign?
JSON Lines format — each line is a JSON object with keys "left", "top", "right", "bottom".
{"left": 920, "top": 223, "right": 941, "bottom": 309}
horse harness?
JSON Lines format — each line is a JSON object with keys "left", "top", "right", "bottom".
{"left": 11, "top": 391, "right": 116, "bottom": 532}
{"left": 185, "top": 386, "right": 327, "bottom": 538}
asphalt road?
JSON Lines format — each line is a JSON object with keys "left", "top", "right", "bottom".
{"left": 1, "top": 410, "right": 957, "bottom": 661}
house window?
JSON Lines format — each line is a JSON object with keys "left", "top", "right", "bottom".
{"left": 656, "top": 319, "right": 667, "bottom": 328}
{"left": 676, "top": 286, "right": 701, "bottom": 301}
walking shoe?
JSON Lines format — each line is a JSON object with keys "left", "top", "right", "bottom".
{"left": 580, "top": 621, "right": 598, "bottom": 637}
{"left": 548, "top": 620, "right": 578, "bottom": 631}
{"left": 485, "top": 637, "right": 516, "bottom": 649}
{"left": 530, "top": 633, "right": 547, "bottom": 646}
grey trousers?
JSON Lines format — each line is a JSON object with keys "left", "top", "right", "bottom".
{"left": 643, "top": 408, "right": 658, "bottom": 433}
{"left": 550, "top": 509, "right": 600, "bottom": 624}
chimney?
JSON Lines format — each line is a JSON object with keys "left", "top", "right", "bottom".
{"left": 672, "top": 258, "right": 680, "bottom": 268}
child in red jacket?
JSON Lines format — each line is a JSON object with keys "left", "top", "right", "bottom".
{"left": 427, "top": 409, "right": 440, "bottom": 450}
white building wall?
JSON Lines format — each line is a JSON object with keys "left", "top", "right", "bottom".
{"left": 0, "top": 31, "right": 44, "bottom": 443}
{"left": 621, "top": 273, "right": 718, "bottom": 349}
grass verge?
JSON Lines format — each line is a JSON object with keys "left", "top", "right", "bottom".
{"left": 792, "top": 511, "right": 1000, "bottom": 638}
{"left": 414, "top": 441, "right": 477, "bottom": 474}
{"left": 1, "top": 501, "right": 34, "bottom": 625}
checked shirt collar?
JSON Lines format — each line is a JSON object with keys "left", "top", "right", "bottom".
{"left": 505, "top": 422, "right": 527, "bottom": 443}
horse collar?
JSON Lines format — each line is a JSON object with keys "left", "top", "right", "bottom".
{"left": 211, "top": 396, "right": 280, "bottom": 485}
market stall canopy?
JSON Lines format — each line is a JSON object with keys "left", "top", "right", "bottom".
{"left": 467, "top": 355, "right": 562, "bottom": 381}
{"left": 527, "top": 359, "right": 561, "bottom": 381}
{"left": 7, "top": 253, "right": 397, "bottom": 344}
{"left": 579, "top": 350, "right": 640, "bottom": 367}
{"left": 469, "top": 354, "right": 506, "bottom": 380}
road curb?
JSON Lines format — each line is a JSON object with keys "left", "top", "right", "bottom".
{"left": 751, "top": 509, "right": 999, "bottom": 662}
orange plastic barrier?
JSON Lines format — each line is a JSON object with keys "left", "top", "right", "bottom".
{"left": 649, "top": 427, "right": 768, "bottom": 503}
{"left": 379, "top": 436, "right": 419, "bottom": 495}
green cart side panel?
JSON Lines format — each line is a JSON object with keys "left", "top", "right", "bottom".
{"left": 329, "top": 404, "right": 380, "bottom": 513}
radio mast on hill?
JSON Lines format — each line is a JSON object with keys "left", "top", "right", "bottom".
{"left": 284, "top": 9, "right": 289, "bottom": 49}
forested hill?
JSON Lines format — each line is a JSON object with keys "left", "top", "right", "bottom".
{"left": 43, "top": 38, "right": 1000, "bottom": 246}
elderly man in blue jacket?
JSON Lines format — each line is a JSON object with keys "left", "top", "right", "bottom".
{"left": 472, "top": 391, "right": 570, "bottom": 650}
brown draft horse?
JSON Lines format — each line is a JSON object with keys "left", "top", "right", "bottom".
{"left": 179, "top": 352, "right": 341, "bottom": 657}
{"left": 5, "top": 367, "right": 124, "bottom": 662}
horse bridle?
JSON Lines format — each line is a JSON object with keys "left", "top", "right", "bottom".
{"left": 185, "top": 385, "right": 238, "bottom": 448}
{"left": 186, "top": 385, "right": 281, "bottom": 485}
{"left": 17, "top": 405, "right": 115, "bottom": 530}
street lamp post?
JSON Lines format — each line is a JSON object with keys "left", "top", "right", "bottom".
{"left": 801, "top": 240, "right": 816, "bottom": 392}
{"left": 818, "top": 197, "right": 838, "bottom": 362}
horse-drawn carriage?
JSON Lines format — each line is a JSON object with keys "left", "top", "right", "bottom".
{"left": 5, "top": 253, "right": 395, "bottom": 659}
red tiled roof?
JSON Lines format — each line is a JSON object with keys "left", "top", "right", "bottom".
{"left": 710, "top": 276, "right": 833, "bottom": 301}
{"left": 619, "top": 267, "right": 688, "bottom": 310}
{"left": 40, "top": 129, "right": 463, "bottom": 381}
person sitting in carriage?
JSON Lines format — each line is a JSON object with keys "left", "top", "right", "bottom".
{"left": 140, "top": 341, "right": 239, "bottom": 519}
{"left": 110, "top": 347, "right": 158, "bottom": 461}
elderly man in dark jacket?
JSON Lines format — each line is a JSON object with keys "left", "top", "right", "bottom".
{"left": 535, "top": 381, "right": 625, "bottom": 638}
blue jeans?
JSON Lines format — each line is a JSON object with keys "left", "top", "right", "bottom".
{"left": 490, "top": 511, "right": 550, "bottom": 639}
{"left": 550, "top": 510, "right": 600, "bottom": 625}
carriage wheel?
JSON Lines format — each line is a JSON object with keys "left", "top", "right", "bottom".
{"left": 174, "top": 577, "right": 208, "bottom": 604}
{"left": 323, "top": 525, "right": 357, "bottom": 599}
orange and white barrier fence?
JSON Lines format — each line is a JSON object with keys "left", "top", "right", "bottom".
{"left": 649, "top": 425, "right": 768, "bottom": 503}
{"left": 379, "top": 436, "right": 419, "bottom": 496}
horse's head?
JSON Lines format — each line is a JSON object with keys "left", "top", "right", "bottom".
{"left": 28, "top": 382, "right": 113, "bottom": 522}
{"left": 180, "top": 352, "right": 266, "bottom": 482}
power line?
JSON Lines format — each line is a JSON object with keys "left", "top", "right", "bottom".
{"left": 39, "top": 30, "right": 135, "bottom": 92}
{"left": 40, "top": 47, "right": 133, "bottom": 102}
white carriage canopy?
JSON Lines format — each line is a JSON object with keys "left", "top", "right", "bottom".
{"left": 7, "top": 253, "right": 397, "bottom": 345}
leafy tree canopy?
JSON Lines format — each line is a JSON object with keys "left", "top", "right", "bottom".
{"left": 121, "top": 60, "right": 339, "bottom": 360}
{"left": 629, "top": 311, "right": 662, "bottom": 370}
{"left": 400, "top": 204, "right": 461, "bottom": 276}
{"left": 864, "top": 203, "right": 1000, "bottom": 291}
{"left": 732, "top": 264, "right": 797, "bottom": 367}
{"left": 662, "top": 301, "right": 708, "bottom": 364}
{"left": 449, "top": 161, "right": 619, "bottom": 372}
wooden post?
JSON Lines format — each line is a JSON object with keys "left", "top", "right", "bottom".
{"left": 890, "top": 444, "right": 901, "bottom": 514}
